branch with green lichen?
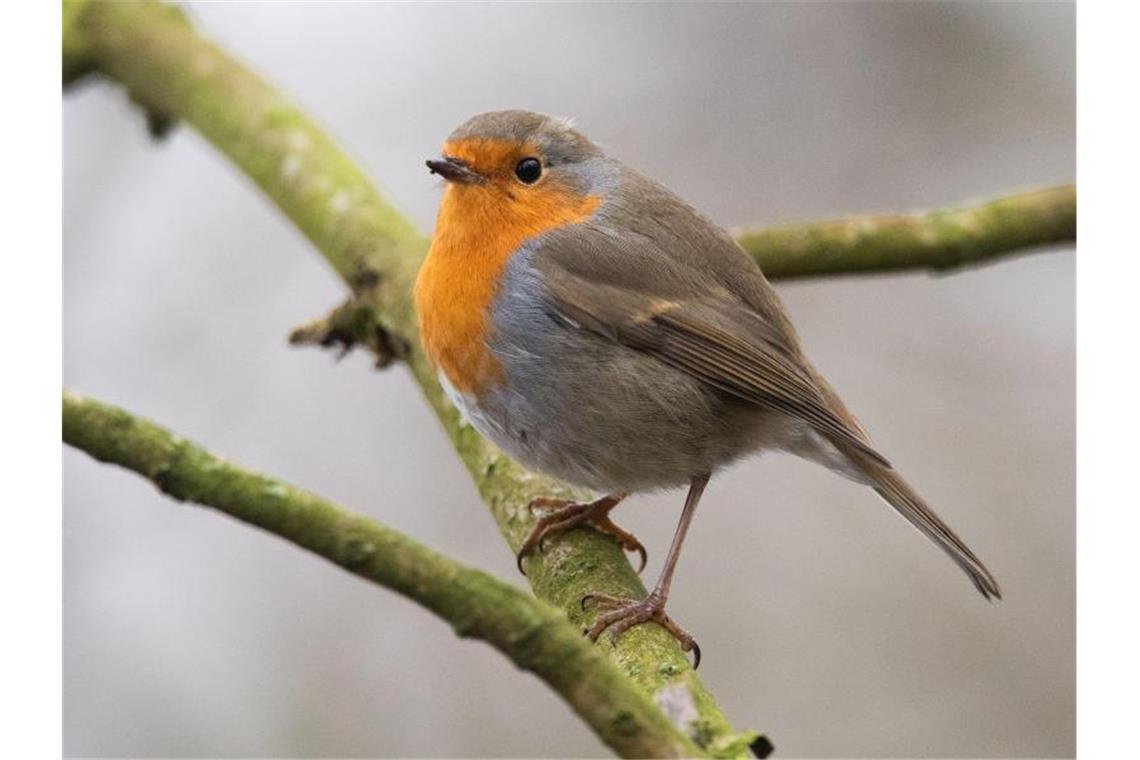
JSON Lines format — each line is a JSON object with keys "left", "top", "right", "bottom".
{"left": 63, "top": 1, "right": 761, "bottom": 756}
{"left": 63, "top": 0, "right": 1074, "bottom": 756}
{"left": 734, "top": 184, "right": 1075, "bottom": 280}
{"left": 61, "top": 389, "right": 711, "bottom": 759}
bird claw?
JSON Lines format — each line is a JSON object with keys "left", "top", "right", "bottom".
{"left": 528, "top": 496, "right": 561, "bottom": 516}
{"left": 581, "top": 591, "right": 702, "bottom": 669}
{"left": 515, "top": 494, "right": 644, "bottom": 575}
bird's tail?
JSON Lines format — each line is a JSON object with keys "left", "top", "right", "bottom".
{"left": 797, "top": 357, "right": 1001, "bottom": 600}
{"left": 846, "top": 447, "right": 1002, "bottom": 600}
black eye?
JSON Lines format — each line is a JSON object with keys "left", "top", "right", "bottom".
{"left": 515, "top": 158, "right": 542, "bottom": 184}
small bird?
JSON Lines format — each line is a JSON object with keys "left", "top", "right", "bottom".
{"left": 415, "top": 110, "right": 1000, "bottom": 666}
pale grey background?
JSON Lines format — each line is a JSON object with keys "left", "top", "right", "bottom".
{"left": 64, "top": 2, "right": 1074, "bottom": 757}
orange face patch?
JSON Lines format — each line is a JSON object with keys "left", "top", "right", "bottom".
{"left": 415, "top": 138, "right": 601, "bottom": 397}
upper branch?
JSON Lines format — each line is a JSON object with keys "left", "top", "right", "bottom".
{"left": 735, "top": 185, "right": 1075, "bottom": 280}
{"left": 62, "top": 390, "right": 705, "bottom": 758}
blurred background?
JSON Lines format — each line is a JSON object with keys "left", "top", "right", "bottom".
{"left": 63, "top": 2, "right": 1074, "bottom": 757}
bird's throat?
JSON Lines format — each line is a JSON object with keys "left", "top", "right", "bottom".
{"left": 415, "top": 182, "right": 601, "bottom": 397}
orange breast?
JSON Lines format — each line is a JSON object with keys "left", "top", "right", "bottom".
{"left": 415, "top": 149, "right": 600, "bottom": 398}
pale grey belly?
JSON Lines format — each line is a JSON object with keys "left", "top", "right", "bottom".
{"left": 461, "top": 345, "right": 769, "bottom": 493}
{"left": 463, "top": 252, "right": 765, "bottom": 492}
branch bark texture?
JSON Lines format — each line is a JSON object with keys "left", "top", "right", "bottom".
{"left": 62, "top": 390, "right": 707, "bottom": 758}
{"left": 735, "top": 185, "right": 1075, "bottom": 280}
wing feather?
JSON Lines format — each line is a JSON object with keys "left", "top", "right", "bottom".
{"left": 537, "top": 250, "right": 889, "bottom": 466}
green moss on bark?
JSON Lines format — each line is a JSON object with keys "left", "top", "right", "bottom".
{"left": 735, "top": 185, "right": 1075, "bottom": 280}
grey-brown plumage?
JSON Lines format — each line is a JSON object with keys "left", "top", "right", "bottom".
{"left": 429, "top": 111, "right": 1000, "bottom": 641}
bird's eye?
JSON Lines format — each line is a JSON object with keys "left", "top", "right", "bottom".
{"left": 514, "top": 158, "right": 542, "bottom": 184}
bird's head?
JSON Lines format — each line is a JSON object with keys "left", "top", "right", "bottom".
{"left": 426, "top": 110, "right": 610, "bottom": 228}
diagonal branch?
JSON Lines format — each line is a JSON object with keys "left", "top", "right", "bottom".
{"left": 62, "top": 389, "right": 706, "bottom": 758}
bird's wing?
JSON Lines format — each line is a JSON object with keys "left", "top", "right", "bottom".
{"left": 531, "top": 206, "right": 1003, "bottom": 600}
{"left": 532, "top": 223, "right": 890, "bottom": 467}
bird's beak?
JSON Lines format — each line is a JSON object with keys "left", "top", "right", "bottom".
{"left": 426, "top": 155, "right": 483, "bottom": 184}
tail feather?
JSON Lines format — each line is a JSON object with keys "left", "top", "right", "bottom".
{"left": 796, "top": 359, "right": 1001, "bottom": 599}
{"left": 856, "top": 452, "right": 1002, "bottom": 600}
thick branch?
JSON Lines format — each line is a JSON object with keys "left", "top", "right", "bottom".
{"left": 62, "top": 390, "right": 706, "bottom": 758}
{"left": 65, "top": 1, "right": 758, "bottom": 755}
{"left": 736, "top": 185, "right": 1075, "bottom": 280}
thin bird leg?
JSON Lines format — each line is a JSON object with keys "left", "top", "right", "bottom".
{"left": 582, "top": 473, "right": 710, "bottom": 668}
{"left": 516, "top": 492, "right": 646, "bottom": 574}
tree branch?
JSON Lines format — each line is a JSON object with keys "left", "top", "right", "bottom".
{"left": 64, "top": 1, "right": 760, "bottom": 755}
{"left": 62, "top": 389, "right": 708, "bottom": 758}
{"left": 735, "top": 184, "right": 1075, "bottom": 280}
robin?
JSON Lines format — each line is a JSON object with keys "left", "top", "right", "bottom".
{"left": 415, "top": 110, "right": 1000, "bottom": 666}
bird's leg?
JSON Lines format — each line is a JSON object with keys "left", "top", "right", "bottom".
{"left": 582, "top": 473, "right": 710, "bottom": 668}
{"left": 516, "top": 492, "right": 646, "bottom": 574}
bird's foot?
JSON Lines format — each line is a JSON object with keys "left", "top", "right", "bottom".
{"left": 582, "top": 591, "right": 701, "bottom": 669}
{"left": 516, "top": 493, "right": 644, "bottom": 574}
